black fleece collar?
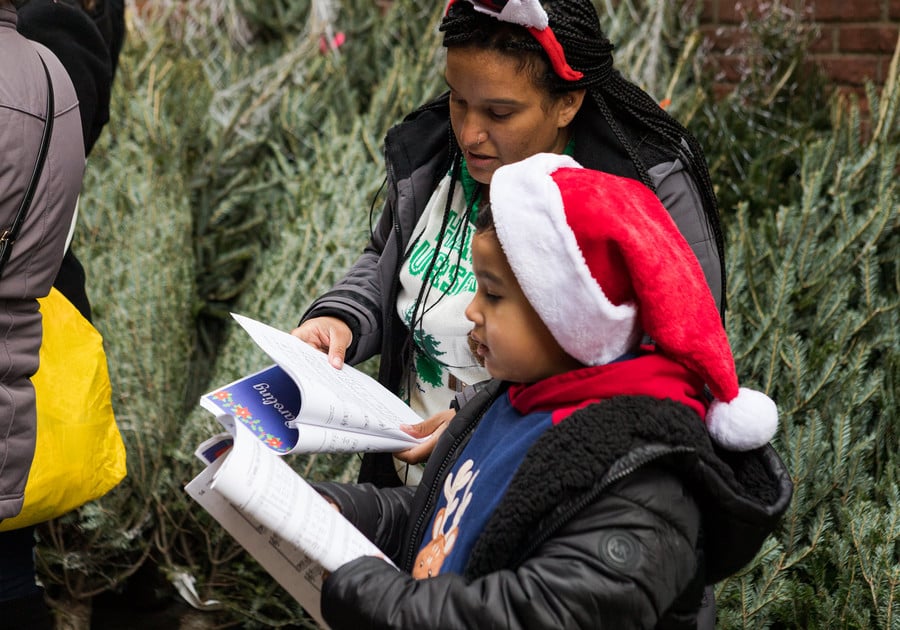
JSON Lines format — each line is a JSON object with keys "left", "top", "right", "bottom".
{"left": 465, "top": 394, "right": 789, "bottom": 581}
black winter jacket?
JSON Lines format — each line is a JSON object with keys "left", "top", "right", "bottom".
{"left": 316, "top": 381, "right": 792, "bottom": 629}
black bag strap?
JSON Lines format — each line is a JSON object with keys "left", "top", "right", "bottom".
{"left": 0, "top": 54, "right": 55, "bottom": 276}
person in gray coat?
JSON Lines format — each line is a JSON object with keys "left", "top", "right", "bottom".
{"left": 0, "top": 0, "right": 85, "bottom": 625}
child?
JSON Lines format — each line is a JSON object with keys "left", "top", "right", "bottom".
{"left": 314, "top": 153, "right": 792, "bottom": 629}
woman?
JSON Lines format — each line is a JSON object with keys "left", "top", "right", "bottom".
{"left": 293, "top": 0, "right": 724, "bottom": 487}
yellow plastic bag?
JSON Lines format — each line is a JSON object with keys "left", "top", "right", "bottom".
{"left": 0, "top": 287, "right": 126, "bottom": 531}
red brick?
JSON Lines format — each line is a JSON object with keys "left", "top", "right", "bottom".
{"left": 696, "top": 0, "right": 715, "bottom": 22}
{"left": 697, "top": 1, "right": 895, "bottom": 95}
{"left": 808, "top": 0, "right": 882, "bottom": 22}
{"left": 810, "top": 26, "right": 838, "bottom": 53}
{"left": 839, "top": 25, "right": 900, "bottom": 53}
{"left": 715, "top": 1, "right": 743, "bottom": 24}
{"left": 815, "top": 55, "right": 885, "bottom": 85}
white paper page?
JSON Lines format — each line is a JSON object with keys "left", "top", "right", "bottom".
{"left": 232, "top": 314, "right": 423, "bottom": 440}
{"left": 185, "top": 457, "right": 329, "bottom": 628}
{"left": 198, "top": 409, "right": 418, "bottom": 458}
{"left": 290, "top": 422, "right": 429, "bottom": 453}
{"left": 212, "top": 420, "right": 393, "bottom": 573}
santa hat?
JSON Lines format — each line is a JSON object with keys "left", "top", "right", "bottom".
{"left": 488, "top": 153, "right": 778, "bottom": 451}
{"left": 444, "top": 0, "right": 584, "bottom": 81}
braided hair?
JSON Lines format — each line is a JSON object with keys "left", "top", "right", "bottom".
{"left": 440, "top": 0, "right": 726, "bottom": 307}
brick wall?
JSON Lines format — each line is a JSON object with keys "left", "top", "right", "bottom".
{"left": 698, "top": 1, "right": 899, "bottom": 101}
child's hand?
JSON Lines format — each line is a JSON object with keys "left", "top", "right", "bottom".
{"left": 395, "top": 409, "right": 455, "bottom": 464}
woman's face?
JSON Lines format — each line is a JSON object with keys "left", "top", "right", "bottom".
{"left": 445, "top": 47, "right": 584, "bottom": 185}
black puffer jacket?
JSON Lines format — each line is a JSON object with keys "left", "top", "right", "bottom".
{"left": 316, "top": 381, "right": 792, "bottom": 629}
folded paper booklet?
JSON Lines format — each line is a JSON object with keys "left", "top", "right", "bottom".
{"left": 186, "top": 420, "right": 395, "bottom": 628}
{"left": 187, "top": 313, "right": 417, "bottom": 627}
{"left": 200, "top": 313, "right": 425, "bottom": 454}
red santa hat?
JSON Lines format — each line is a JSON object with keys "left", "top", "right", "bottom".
{"left": 488, "top": 153, "right": 778, "bottom": 451}
{"left": 444, "top": 0, "right": 584, "bottom": 81}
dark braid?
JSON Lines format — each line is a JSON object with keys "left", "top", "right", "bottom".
{"left": 402, "top": 153, "right": 460, "bottom": 366}
{"left": 401, "top": 148, "right": 481, "bottom": 373}
{"left": 591, "top": 90, "right": 652, "bottom": 186}
{"left": 440, "top": 0, "right": 726, "bottom": 308}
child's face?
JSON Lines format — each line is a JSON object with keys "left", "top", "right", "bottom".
{"left": 466, "top": 230, "right": 582, "bottom": 383}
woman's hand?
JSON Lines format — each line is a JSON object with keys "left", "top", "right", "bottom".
{"left": 394, "top": 408, "right": 456, "bottom": 464}
{"left": 291, "top": 316, "right": 352, "bottom": 369}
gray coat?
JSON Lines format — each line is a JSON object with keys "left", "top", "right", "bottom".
{"left": 0, "top": 2, "right": 85, "bottom": 521}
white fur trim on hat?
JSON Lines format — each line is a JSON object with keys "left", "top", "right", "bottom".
{"left": 490, "top": 153, "right": 641, "bottom": 366}
{"left": 707, "top": 388, "right": 778, "bottom": 451}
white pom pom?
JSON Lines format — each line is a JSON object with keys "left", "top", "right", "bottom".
{"left": 706, "top": 387, "right": 778, "bottom": 451}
